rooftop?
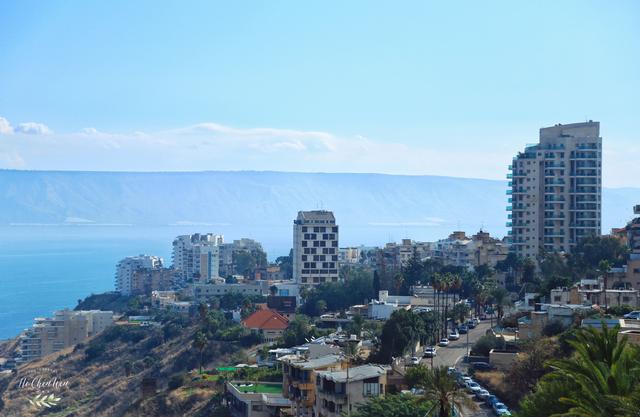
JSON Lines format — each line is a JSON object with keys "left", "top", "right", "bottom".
{"left": 316, "top": 364, "right": 389, "bottom": 383}
{"left": 241, "top": 309, "right": 289, "bottom": 330}
{"left": 231, "top": 382, "right": 283, "bottom": 394}
{"left": 286, "top": 354, "right": 342, "bottom": 370}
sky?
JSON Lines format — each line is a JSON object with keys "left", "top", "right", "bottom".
{"left": 0, "top": 1, "right": 638, "bottom": 187}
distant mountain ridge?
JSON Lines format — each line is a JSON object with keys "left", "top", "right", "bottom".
{"left": 0, "top": 170, "right": 637, "bottom": 241}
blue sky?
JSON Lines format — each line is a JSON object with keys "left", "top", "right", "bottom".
{"left": 0, "top": 1, "right": 638, "bottom": 186}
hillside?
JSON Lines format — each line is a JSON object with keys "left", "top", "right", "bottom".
{"left": 1, "top": 170, "right": 637, "bottom": 241}
{"left": 0, "top": 320, "right": 235, "bottom": 416}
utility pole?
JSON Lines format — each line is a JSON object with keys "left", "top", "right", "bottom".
{"left": 346, "top": 353, "right": 350, "bottom": 417}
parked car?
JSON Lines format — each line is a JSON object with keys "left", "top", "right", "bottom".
{"left": 475, "top": 389, "right": 491, "bottom": 401}
{"left": 467, "top": 320, "right": 476, "bottom": 329}
{"left": 423, "top": 347, "right": 437, "bottom": 358}
{"left": 448, "top": 330, "right": 460, "bottom": 340}
{"left": 408, "top": 356, "right": 420, "bottom": 366}
{"left": 438, "top": 338, "right": 450, "bottom": 347}
{"left": 447, "top": 366, "right": 456, "bottom": 375}
{"left": 466, "top": 381, "right": 482, "bottom": 394}
{"left": 479, "top": 313, "right": 487, "bottom": 320}
{"left": 458, "top": 325, "right": 468, "bottom": 334}
{"left": 472, "top": 362, "right": 493, "bottom": 371}
{"left": 459, "top": 376, "right": 472, "bottom": 388}
{"left": 493, "top": 402, "right": 512, "bottom": 416}
{"left": 485, "top": 394, "right": 499, "bottom": 407}
{"left": 623, "top": 311, "right": 640, "bottom": 320}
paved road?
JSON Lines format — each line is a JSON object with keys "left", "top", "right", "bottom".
{"left": 419, "top": 320, "right": 496, "bottom": 417}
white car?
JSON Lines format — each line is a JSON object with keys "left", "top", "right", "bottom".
{"left": 475, "top": 389, "right": 491, "bottom": 401}
{"left": 448, "top": 330, "right": 460, "bottom": 340}
{"left": 623, "top": 311, "right": 640, "bottom": 320}
{"left": 493, "top": 402, "right": 512, "bottom": 416}
{"left": 438, "top": 338, "right": 450, "bottom": 347}
{"left": 466, "top": 381, "right": 482, "bottom": 394}
{"left": 423, "top": 347, "right": 437, "bottom": 358}
{"left": 408, "top": 356, "right": 421, "bottom": 366}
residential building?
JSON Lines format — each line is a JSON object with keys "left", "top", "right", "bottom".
{"left": 338, "top": 247, "right": 361, "bottom": 264}
{"left": 315, "top": 364, "right": 390, "bottom": 417}
{"left": 115, "top": 255, "right": 164, "bottom": 295}
{"left": 130, "top": 267, "right": 175, "bottom": 295}
{"left": 432, "top": 230, "right": 508, "bottom": 269}
{"left": 281, "top": 354, "right": 344, "bottom": 417}
{"left": 550, "top": 278, "right": 640, "bottom": 308}
{"left": 185, "top": 282, "right": 267, "bottom": 302}
{"left": 626, "top": 205, "right": 640, "bottom": 289}
{"left": 376, "top": 239, "right": 432, "bottom": 274}
{"left": 242, "top": 309, "right": 289, "bottom": 343}
{"left": 267, "top": 296, "right": 297, "bottom": 320}
{"left": 219, "top": 238, "right": 267, "bottom": 278}
{"left": 508, "top": 121, "right": 602, "bottom": 258}
{"left": 172, "top": 233, "right": 224, "bottom": 283}
{"left": 18, "top": 309, "right": 113, "bottom": 362}
{"left": 293, "top": 211, "right": 339, "bottom": 286}
{"left": 226, "top": 381, "right": 291, "bottom": 417}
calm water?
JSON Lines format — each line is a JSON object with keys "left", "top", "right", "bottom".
{"left": 0, "top": 222, "right": 464, "bottom": 339}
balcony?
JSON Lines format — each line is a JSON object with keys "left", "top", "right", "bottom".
{"left": 506, "top": 222, "right": 512, "bottom": 227}
{"left": 506, "top": 190, "right": 512, "bottom": 195}
{"left": 506, "top": 173, "right": 512, "bottom": 179}
{"left": 506, "top": 205, "right": 512, "bottom": 211}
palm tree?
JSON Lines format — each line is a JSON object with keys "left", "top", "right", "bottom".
{"left": 393, "top": 272, "right": 405, "bottom": 295}
{"left": 598, "top": 259, "right": 612, "bottom": 311}
{"left": 548, "top": 323, "right": 640, "bottom": 417}
{"left": 418, "top": 366, "right": 476, "bottom": 417}
{"left": 193, "top": 330, "right": 208, "bottom": 374}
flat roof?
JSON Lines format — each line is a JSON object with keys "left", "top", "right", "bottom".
{"left": 316, "top": 364, "right": 389, "bottom": 383}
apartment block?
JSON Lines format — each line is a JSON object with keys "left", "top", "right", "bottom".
{"left": 19, "top": 309, "right": 113, "bottom": 362}
{"left": 172, "top": 233, "right": 223, "bottom": 283}
{"left": 281, "top": 354, "right": 343, "bottom": 416}
{"left": 131, "top": 267, "right": 174, "bottom": 295}
{"left": 508, "top": 121, "right": 602, "bottom": 258}
{"left": 315, "top": 364, "right": 390, "bottom": 417}
{"left": 218, "top": 238, "right": 266, "bottom": 278}
{"left": 293, "top": 211, "right": 339, "bottom": 286}
{"left": 626, "top": 205, "right": 640, "bottom": 289}
{"left": 115, "top": 255, "right": 164, "bottom": 295}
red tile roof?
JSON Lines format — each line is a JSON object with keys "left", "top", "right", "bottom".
{"left": 242, "top": 309, "right": 289, "bottom": 331}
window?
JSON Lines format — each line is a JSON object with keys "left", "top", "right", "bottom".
{"left": 363, "top": 378, "right": 380, "bottom": 396}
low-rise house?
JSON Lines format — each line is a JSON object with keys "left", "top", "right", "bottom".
{"left": 281, "top": 354, "right": 344, "bottom": 416}
{"left": 551, "top": 279, "right": 640, "bottom": 308}
{"left": 242, "top": 309, "right": 289, "bottom": 343}
{"left": 226, "top": 381, "right": 291, "bottom": 417}
{"left": 315, "top": 364, "right": 390, "bottom": 417}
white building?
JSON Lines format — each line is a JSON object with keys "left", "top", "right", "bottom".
{"left": 508, "top": 121, "right": 602, "bottom": 258}
{"left": 115, "top": 255, "right": 164, "bottom": 295}
{"left": 172, "top": 233, "right": 224, "bottom": 283}
{"left": 18, "top": 309, "right": 114, "bottom": 362}
{"left": 293, "top": 210, "right": 339, "bottom": 286}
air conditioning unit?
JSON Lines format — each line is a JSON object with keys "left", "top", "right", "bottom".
{"left": 635, "top": 205, "right": 640, "bottom": 215}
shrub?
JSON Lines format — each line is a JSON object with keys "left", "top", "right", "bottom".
{"left": 168, "top": 373, "right": 186, "bottom": 390}
{"left": 472, "top": 334, "right": 502, "bottom": 356}
{"left": 85, "top": 342, "right": 106, "bottom": 361}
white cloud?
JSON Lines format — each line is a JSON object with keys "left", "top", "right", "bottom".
{"left": 0, "top": 117, "right": 14, "bottom": 134}
{"left": 0, "top": 120, "right": 636, "bottom": 187}
{"left": 15, "top": 122, "right": 52, "bottom": 135}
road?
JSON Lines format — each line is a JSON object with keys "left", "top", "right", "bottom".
{"left": 419, "top": 320, "right": 495, "bottom": 417}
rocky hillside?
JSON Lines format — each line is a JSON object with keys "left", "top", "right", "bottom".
{"left": 0, "top": 320, "right": 236, "bottom": 417}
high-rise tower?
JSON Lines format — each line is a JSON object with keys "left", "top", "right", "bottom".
{"left": 508, "top": 121, "right": 602, "bottom": 258}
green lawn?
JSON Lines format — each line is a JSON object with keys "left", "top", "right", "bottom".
{"left": 233, "top": 383, "right": 283, "bottom": 394}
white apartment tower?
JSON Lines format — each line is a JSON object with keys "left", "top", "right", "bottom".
{"left": 115, "top": 255, "right": 164, "bottom": 295}
{"left": 172, "top": 233, "right": 223, "bottom": 283}
{"left": 508, "top": 121, "right": 602, "bottom": 258}
{"left": 293, "top": 210, "right": 339, "bottom": 285}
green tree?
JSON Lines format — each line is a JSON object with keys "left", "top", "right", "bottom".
{"left": 568, "top": 235, "right": 629, "bottom": 278}
{"left": 376, "top": 309, "right": 425, "bottom": 363}
{"left": 351, "top": 394, "right": 433, "bottom": 417}
{"left": 372, "top": 270, "right": 381, "bottom": 299}
{"left": 193, "top": 330, "right": 208, "bottom": 373}
{"left": 281, "top": 315, "right": 313, "bottom": 347}
{"left": 417, "top": 366, "right": 476, "bottom": 417}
